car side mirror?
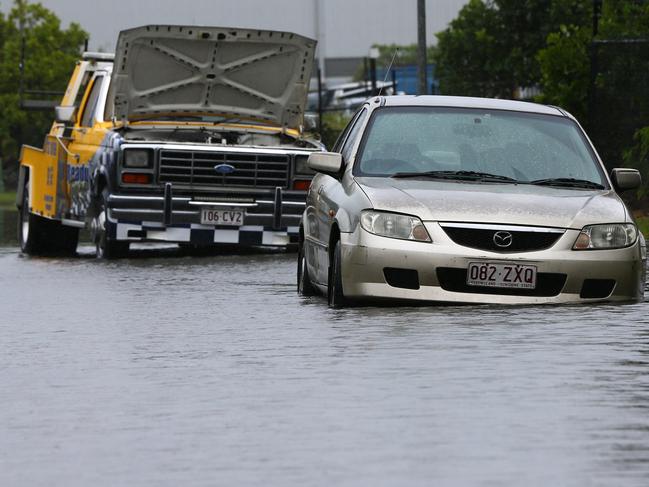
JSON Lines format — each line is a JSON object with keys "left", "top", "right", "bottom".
{"left": 611, "top": 168, "right": 641, "bottom": 192}
{"left": 55, "top": 106, "right": 76, "bottom": 124}
{"left": 308, "top": 152, "right": 343, "bottom": 176}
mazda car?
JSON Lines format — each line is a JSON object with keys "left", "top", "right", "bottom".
{"left": 297, "top": 95, "right": 646, "bottom": 306}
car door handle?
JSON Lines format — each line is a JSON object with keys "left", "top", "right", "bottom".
{"left": 317, "top": 185, "right": 325, "bottom": 195}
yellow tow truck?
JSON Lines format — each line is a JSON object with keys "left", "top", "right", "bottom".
{"left": 17, "top": 25, "right": 320, "bottom": 258}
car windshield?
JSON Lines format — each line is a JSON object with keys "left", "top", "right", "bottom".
{"left": 354, "top": 107, "right": 607, "bottom": 187}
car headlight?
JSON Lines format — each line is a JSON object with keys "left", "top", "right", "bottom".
{"left": 573, "top": 223, "right": 638, "bottom": 250}
{"left": 294, "top": 154, "right": 315, "bottom": 175}
{"left": 360, "top": 210, "right": 431, "bottom": 242}
{"left": 123, "top": 149, "right": 152, "bottom": 168}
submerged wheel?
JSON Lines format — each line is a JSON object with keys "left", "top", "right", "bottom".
{"left": 93, "top": 190, "right": 128, "bottom": 259}
{"left": 328, "top": 240, "right": 349, "bottom": 308}
{"left": 297, "top": 244, "right": 317, "bottom": 296}
{"left": 18, "top": 181, "right": 78, "bottom": 255}
{"left": 18, "top": 181, "right": 45, "bottom": 254}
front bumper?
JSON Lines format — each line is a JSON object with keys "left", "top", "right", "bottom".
{"left": 340, "top": 223, "right": 646, "bottom": 304}
{"left": 106, "top": 188, "right": 304, "bottom": 247}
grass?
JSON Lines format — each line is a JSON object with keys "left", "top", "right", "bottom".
{"left": 0, "top": 191, "right": 15, "bottom": 208}
{"left": 635, "top": 216, "right": 649, "bottom": 239}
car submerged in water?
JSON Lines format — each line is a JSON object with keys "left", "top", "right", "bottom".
{"left": 298, "top": 95, "right": 646, "bottom": 306}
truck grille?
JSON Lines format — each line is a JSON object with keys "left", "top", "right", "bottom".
{"left": 158, "top": 150, "right": 290, "bottom": 188}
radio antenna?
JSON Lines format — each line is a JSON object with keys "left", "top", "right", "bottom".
{"left": 378, "top": 48, "right": 399, "bottom": 97}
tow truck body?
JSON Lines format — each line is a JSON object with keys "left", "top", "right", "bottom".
{"left": 17, "top": 25, "right": 320, "bottom": 257}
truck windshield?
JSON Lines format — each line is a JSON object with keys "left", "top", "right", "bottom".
{"left": 354, "top": 107, "right": 606, "bottom": 187}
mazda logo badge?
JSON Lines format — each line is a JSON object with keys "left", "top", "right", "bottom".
{"left": 493, "top": 231, "right": 513, "bottom": 248}
{"left": 214, "top": 164, "right": 235, "bottom": 175}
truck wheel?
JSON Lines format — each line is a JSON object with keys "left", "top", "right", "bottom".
{"left": 18, "top": 181, "right": 47, "bottom": 254}
{"left": 297, "top": 244, "right": 317, "bottom": 296}
{"left": 328, "top": 240, "right": 349, "bottom": 308}
{"left": 94, "top": 190, "right": 129, "bottom": 259}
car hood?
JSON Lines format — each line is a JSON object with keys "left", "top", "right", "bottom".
{"left": 108, "top": 25, "right": 316, "bottom": 129}
{"left": 355, "top": 177, "right": 629, "bottom": 229}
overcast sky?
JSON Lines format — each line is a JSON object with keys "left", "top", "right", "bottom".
{"left": 0, "top": 0, "right": 467, "bottom": 58}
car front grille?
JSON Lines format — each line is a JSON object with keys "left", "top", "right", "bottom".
{"left": 159, "top": 150, "right": 290, "bottom": 188}
{"left": 440, "top": 225, "right": 564, "bottom": 252}
{"left": 436, "top": 267, "right": 567, "bottom": 297}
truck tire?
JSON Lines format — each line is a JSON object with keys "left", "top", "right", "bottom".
{"left": 18, "top": 181, "right": 47, "bottom": 254}
{"left": 94, "top": 190, "right": 129, "bottom": 259}
{"left": 18, "top": 181, "right": 78, "bottom": 255}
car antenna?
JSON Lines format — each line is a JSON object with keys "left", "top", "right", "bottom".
{"left": 377, "top": 48, "right": 399, "bottom": 97}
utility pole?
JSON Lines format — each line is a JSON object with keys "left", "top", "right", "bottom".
{"left": 314, "top": 0, "right": 326, "bottom": 80}
{"left": 417, "top": 0, "right": 428, "bottom": 95}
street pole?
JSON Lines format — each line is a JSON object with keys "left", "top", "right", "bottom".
{"left": 317, "top": 68, "right": 323, "bottom": 139}
{"left": 417, "top": 0, "right": 428, "bottom": 95}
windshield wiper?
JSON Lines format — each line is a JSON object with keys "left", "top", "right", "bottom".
{"left": 529, "top": 178, "right": 605, "bottom": 189}
{"left": 391, "top": 170, "right": 518, "bottom": 183}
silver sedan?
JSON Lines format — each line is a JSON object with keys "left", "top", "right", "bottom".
{"left": 298, "top": 96, "right": 645, "bottom": 306}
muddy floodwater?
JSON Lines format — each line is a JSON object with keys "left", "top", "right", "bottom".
{"left": 1, "top": 207, "right": 649, "bottom": 487}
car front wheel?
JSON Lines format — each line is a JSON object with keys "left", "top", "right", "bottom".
{"left": 297, "top": 244, "right": 317, "bottom": 296}
{"left": 328, "top": 240, "right": 349, "bottom": 308}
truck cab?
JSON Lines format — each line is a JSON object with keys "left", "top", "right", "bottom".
{"left": 17, "top": 25, "right": 321, "bottom": 258}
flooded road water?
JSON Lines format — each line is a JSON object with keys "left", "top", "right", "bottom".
{"left": 1, "top": 206, "right": 649, "bottom": 486}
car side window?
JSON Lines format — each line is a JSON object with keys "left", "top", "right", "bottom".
{"left": 332, "top": 107, "right": 365, "bottom": 153}
{"left": 341, "top": 108, "right": 368, "bottom": 163}
{"left": 79, "top": 76, "right": 104, "bottom": 127}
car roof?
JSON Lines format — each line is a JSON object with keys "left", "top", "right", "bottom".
{"left": 380, "top": 95, "right": 567, "bottom": 118}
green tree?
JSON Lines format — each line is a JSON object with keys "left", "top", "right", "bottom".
{"left": 537, "top": 25, "right": 591, "bottom": 120}
{"left": 538, "top": 0, "right": 649, "bottom": 178}
{"left": 0, "top": 0, "right": 86, "bottom": 188}
{"left": 433, "top": 0, "right": 590, "bottom": 97}
{"left": 433, "top": 0, "right": 504, "bottom": 97}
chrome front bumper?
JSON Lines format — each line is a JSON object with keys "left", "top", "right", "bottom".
{"left": 106, "top": 188, "right": 304, "bottom": 246}
{"left": 339, "top": 224, "right": 646, "bottom": 304}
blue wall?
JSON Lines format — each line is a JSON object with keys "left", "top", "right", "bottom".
{"left": 377, "top": 64, "right": 438, "bottom": 95}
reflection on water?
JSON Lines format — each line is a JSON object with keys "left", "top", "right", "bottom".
{"left": 0, "top": 207, "right": 17, "bottom": 246}
{"left": 1, "top": 207, "right": 649, "bottom": 486}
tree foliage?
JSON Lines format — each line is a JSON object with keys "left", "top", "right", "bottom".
{"left": 433, "top": 0, "right": 590, "bottom": 97}
{"left": 435, "top": 0, "right": 649, "bottom": 200}
{"left": 0, "top": 0, "right": 86, "bottom": 188}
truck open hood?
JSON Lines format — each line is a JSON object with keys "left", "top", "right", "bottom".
{"left": 107, "top": 25, "right": 316, "bottom": 129}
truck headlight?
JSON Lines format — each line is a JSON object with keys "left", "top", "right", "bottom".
{"left": 123, "top": 149, "right": 152, "bottom": 168}
{"left": 573, "top": 223, "right": 638, "bottom": 249}
{"left": 361, "top": 210, "right": 431, "bottom": 242}
{"left": 294, "top": 154, "right": 315, "bottom": 175}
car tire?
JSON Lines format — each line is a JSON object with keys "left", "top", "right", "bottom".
{"left": 297, "top": 244, "right": 317, "bottom": 296}
{"left": 18, "top": 181, "right": 78, "bottom": 256}
{"left": 328, "top": 240, "right": 349, "bottom": 308}
{"left": 94, "top": 190, "right": 129, "bottom": 259}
